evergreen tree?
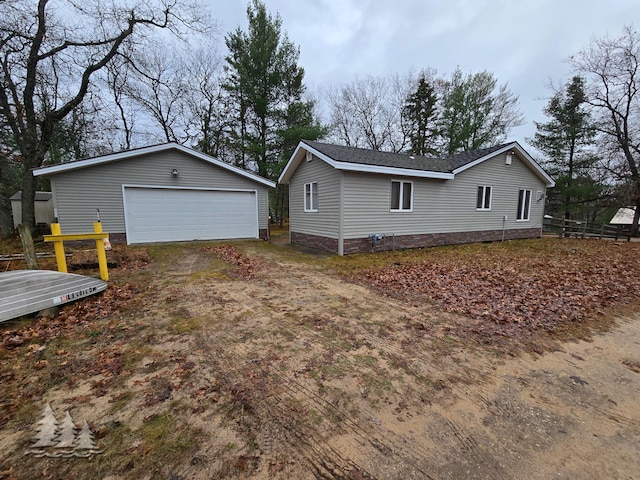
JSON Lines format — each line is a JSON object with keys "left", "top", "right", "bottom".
{"left": 439, "top": 68, "right": 523, "bottom": 155}
{"left": 223, "top": 0, "right": 323, "bottom": 180}
{"left": 223, "top": 0, "right": 325, "bottom": 223}
{"left": 403, "top": 72, "right": 439, "bottom": 156}
{"left": 530, "top": 76, "right": 600, "bottom": 220}
{"left": 272, "top": 97, "right": 326, "bottom": 223}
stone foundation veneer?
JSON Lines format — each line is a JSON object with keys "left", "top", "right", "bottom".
{"left": 291, "top": 228, "right": 542, "bottom": 255}
{"left": 290, "top": 231, "right": 339, "bottom": 253}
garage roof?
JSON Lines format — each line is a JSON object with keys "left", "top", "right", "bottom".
{"left": 33, "top": 143, "right": 276, "bottom": 188}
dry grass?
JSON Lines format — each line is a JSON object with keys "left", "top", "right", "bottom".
{"left": 1, "top": 236, "right": 640, "bottom": 479}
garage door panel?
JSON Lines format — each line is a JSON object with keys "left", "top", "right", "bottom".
{"left": 124, "top": 188, "right": 258, "bottom": 244}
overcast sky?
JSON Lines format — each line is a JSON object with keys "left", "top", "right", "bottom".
{"left": 205, "top": 0, "right": 637, "bottom": 149}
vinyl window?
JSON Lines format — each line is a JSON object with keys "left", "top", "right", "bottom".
{"left": 391, "top": 180, "right": 412, "bottom": 212}
{"left": 304, "top": 182, "right": 318, "bottom": 212}
{"left": 517, "top": 189, "right": 531, "bottom": 221}
{"left": 476, "top": 186, "right": 492, "bottom": 210}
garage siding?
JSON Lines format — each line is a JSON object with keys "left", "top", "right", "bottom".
{"left": 49, "top": 150, "right": 270, "bottom": 235}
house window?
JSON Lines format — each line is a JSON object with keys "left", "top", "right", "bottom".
{"left": 476, "top": 186, "right": 492, "bottom": 210}
{"left": 391, "top": 180, "right": 412, "bottom": 211}
{"left": 304, "top": 182, "right": 318, "bottom": 212}
{"left": 517, "top": 189, "right": 531, "bottom": 221}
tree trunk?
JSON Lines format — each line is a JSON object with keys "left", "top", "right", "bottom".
{"left": 17, "top": 223, "right": 39, "bottom": 269}
{"left": 631, "top": 198, "right": 640, "bottom": 237}
{"left": 20, "top": 171, "right": 37, "bottom": 233}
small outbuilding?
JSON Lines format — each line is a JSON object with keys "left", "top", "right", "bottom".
{"left": 609, "top": 207, "right": 636, "bottom": 226}
{"left": 278, "top": 141, "right": 555, "bottom": 255}
{"left": 10, "top": 191, "right": 55, "bottom": 228}
{"left": 33, "top": 143, "right": 275, "bottom": 244}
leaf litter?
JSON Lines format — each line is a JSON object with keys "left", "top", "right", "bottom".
{"left": 356, "top": 239, "right": 640, "bottom": 338}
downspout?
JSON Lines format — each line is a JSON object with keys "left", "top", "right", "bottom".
{"left": 502, "top": 215, "right": 507, "bottom": 242}
{"left": 338, "top": 173, "right": 344, "bottom": 255}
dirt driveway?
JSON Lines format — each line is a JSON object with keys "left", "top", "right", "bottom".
{"left": 1, "top": 240, "right": 639, "bottom": 479}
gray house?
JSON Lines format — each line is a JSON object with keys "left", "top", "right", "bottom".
{"left": 278, "top": 141, "right": 555, "bottom": 255}
{"left": 33, "top": 143, "right": 275, "bottom": 244}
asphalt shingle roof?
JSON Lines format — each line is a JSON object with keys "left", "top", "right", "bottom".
{"left": 303, "top": 140, "right": 510, "bottom": 173}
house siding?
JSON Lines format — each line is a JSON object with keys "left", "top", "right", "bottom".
{"left": 49, "top": 150, "right": 270, "bottom": 235}
{"left": 289, "top": 155, "right": 342, "bottom": 240}
{"left": 341, "top": 153, "right": 547, "bottom": 239}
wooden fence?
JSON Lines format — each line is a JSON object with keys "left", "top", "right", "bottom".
{"left": 543, "top": 217, "right": 631, "bottom": 241}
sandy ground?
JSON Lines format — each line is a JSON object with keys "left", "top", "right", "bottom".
{"left": 1, "top": 241, "right": 639, "bottom": 479}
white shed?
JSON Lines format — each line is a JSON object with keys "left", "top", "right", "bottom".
{"left": 10, "top": 191, "right": 55, "bottom": 228}
{"left": 610, "top": 207, "right": 636, "bottom": 225}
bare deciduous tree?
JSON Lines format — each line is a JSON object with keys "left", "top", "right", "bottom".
{"left": 105, "top": 55, "right": 137, "bottom": 150}
{"left": 570, "top": 25, "right": 640, "bottom": 235}
{"left": 327, "top": 74, "right": 410, "bottom": 153}
{"left": 125, "top": 44, "right": 189, "bottom": 144}
{"left": 0, "top": 0, "right": 208, "bottom": 230}
{"left": 181, "top": 45, "right": 230, "bottom": 157}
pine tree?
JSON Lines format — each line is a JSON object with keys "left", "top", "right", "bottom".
{"left": 403, "top": 72, "right": 439, "bottom": 156}
{"left": 530, "top": 76, "right": 600, "bottom": 220}
{"left": 439, "top": 68, "right": 523, "bottom": 154}
{"left": 223, "top": 0, "right": 321, "bottom": 180}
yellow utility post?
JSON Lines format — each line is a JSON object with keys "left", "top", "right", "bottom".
{"left": 44, "top": 223, "right": 110, "bottom": 281}
{"left": 93, "top": 222, "right": 109, "bottom": 281}
{"left": 50, "top": 223, "right": 67, "bottom": 273}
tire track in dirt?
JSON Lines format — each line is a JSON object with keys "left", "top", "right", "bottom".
{"left": 170, "top": 251, "right": 640, "bottom": 479}
{"left": 179, "top": 263, "right": 507, "bottom": 478}
{"left": 175, "top": 270, "right": 442, "bottom": 479}
{"left": 193, "top": 331, "right": 379, "bottom": 479}
{"left": 181, "top": 283, "right": 498, "bottom": 478}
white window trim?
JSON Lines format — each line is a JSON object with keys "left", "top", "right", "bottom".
{"left": 304, "top": 181, "right": 318, "bottom": 212}
{"left": 390, "top": 180, "right": 413, "bottom": 212}
{"left": 476, "top": 185, "right": 492, "bottom": 211}
{"left": 516, "top": 188, "right": 532, "bottom": 221}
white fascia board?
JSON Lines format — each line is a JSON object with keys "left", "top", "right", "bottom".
{"left": 279, "top": 141, "right": 454, "bottom": 182}
{"left": 452, "top": 142, "right": 555, "bottom": 187}
{"left": 278, "top": 142, "right": 306, "bottom": 184}
{"left": 332, "top": 161, "right": 454, "bottom": 179}
{"left": 174, "top": 144, "right": 275, "bottom": 188}
{"left": 33, "top": 143, "right": 180, "bottom": 176}
{"left": 33, "top": 143, "right": 276, "bottom": 188}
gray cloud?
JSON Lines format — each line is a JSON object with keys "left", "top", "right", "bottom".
{"left": 207, "top": 0, "right": 636, "bottom": 148}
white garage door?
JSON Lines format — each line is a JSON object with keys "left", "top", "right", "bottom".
{"left": 123, "top": 187, "right": 258, "bottom": 244}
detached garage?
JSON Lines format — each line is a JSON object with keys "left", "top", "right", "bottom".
{"left": 33, "top": 143, "right": 275, "bottom": 244}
